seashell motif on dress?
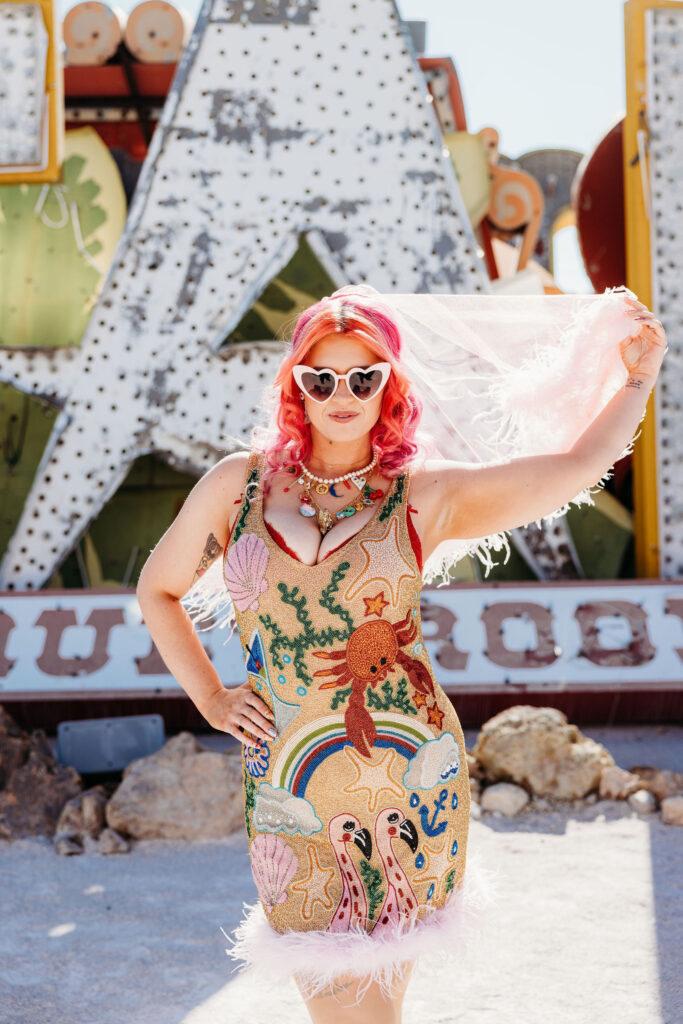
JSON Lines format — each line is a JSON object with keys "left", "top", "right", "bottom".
{"left": 224, "top": 532, "right": 270, "bottom": 612}
{"left": 250, "top": 832, "right": 299, "bottom": 914}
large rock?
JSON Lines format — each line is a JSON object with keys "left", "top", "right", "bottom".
{"left": 105, "top": 732, "right": 245, "bottom": 839}
{"left": 471, "top": 705, "right": 614, "bottom": 800}
{"left": 0, "top": 706, "right": 82, "bottom": 838}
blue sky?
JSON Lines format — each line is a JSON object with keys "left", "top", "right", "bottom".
{"left": 61, "top": 0, "right": 628, "bottom": 289}
{"left": 399, "top": 0, "right": 626, "bottom": 158}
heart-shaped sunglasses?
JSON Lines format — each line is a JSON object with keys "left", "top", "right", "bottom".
{"left": 293, "top": 361, "right": 391, "bottom": 404}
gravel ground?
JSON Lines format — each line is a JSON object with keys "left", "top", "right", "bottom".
{"left": 0, "top": 725, "right": 680, "bottom": 1024}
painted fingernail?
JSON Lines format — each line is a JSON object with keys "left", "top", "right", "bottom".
{"left": 269, "top": 728, "right": 277, "bottom": 738}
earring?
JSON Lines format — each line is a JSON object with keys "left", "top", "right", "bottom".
{"left": 300, "top": 390, "right": 310, "bottom": 423}
{"left": 300, "top": 391, "right": 305, "bottom": 401}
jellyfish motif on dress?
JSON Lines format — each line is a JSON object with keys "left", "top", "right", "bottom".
{"left": 224, "top": 533, "right": 270, "bottom": 612}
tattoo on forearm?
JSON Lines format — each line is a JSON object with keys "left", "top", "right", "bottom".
{"left": 625, "top": 376, "right": 646, "bottom": 390}
{"left": 191, "top": 532, "right": 222, "bottom": 583}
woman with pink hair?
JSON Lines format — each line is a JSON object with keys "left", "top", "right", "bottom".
{"left": 137, "top": 285, "right": 665, "bottom": 1021}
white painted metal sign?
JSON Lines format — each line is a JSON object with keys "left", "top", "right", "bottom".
{"left": 1, "top": 581, "right": 681, "bottom": 699}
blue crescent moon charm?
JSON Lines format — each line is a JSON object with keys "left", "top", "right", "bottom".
{"left": 328, "top": 483, "right": 340, "bottom": 497}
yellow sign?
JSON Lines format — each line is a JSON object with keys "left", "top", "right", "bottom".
{"left": 0, "top": 0, "right": 64, "bottom": 183}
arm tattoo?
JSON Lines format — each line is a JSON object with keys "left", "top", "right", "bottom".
{"left": 190, "top": 532, "right": 222, "bottom": 584}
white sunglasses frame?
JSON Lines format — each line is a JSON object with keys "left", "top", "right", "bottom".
{"left": 292, "top": 361, "right": 392, "bottom": 404}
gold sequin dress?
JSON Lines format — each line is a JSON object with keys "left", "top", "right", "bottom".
{"left": 221, "top": 451, "right": 494, "bottom": 996}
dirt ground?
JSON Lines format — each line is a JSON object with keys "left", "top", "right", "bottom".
{"left": 0, "top": 725, "right": 680, "bottom": 1024}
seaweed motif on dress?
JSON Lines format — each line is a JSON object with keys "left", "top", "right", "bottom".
{"left": 366, "top": 676, "right": 416, "bottom": 716}
{"left": 258, "top": 561, "right": 354, "bottom": 689}
{"left": 329, "top": 678, "right": 417, "bottom": 717}
{"left": 231, "top": 465, "right": 259, "bottom": 545}
{"left": 377, "top": 473, "right": 405, "bottom": 522}
{"left": 359, "top": 859, "right": 385, "bottom": 921}
{"left": 243, "top": 766, "right": 257, "bottom": 840}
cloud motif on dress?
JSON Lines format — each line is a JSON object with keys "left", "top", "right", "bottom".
{"left": 402, "top": 733, "right": 461, "bottom": 790}
{"left": 253, "top": 782, "right": 323, "bottom": 836}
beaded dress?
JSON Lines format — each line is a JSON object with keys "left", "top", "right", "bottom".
{"left": 221, "top": 451, "right": 491, "bottom": 997}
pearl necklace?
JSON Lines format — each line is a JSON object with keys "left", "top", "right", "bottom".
{"left": 299, "top": 447, "right": 378, "bottom": 496}
{"left": 292, "top": 447, "right": 384, "bottom": 533}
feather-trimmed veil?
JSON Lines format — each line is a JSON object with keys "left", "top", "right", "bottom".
{"left": 181, "top": 283, "right": 647, "bottom": 639}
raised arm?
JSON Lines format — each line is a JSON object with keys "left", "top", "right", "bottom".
{"left": 136, "top": 450, "right": 276, "bottom": 747}
{"left": 413, "top": 297, "right": 666, "bottom": 557}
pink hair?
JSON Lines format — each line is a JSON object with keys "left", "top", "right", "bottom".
{"left": 257, "top": 290, "right": 423, "bottom": 485}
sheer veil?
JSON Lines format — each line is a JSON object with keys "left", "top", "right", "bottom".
{"left": 181, "top": 283, "right": 646, "bottom": 639}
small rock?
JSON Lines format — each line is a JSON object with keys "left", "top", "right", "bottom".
{"left": 629, "top": 766, "right": 683, "bottom": 803}
{"left": 470, "top": 801, "right": 481, "bottom": 820}
{"left": 628, "top": 790, "right": 656, "bottom": 814}
{"left": 56, "top": 785, "right": 108, "bottom": 841}
{"left": 99, "top": 827, "right": 130, "bottom": 854}
{"left": 599, "top": 765, "right": 641, "bottom": 800}
{"left": 480, "top": 781, "right": 530, "bottom": 817}
{"left": 660, "top": 795, "right": 683, "bottom": 826}
{"left": 54, "top": 833, "right": 83, "bottom": 856}
{"left": 584, "top": 793, "right": 598, "bottom": 805}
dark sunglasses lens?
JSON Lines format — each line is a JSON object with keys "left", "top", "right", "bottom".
{"left": 349, "top": 367, "right": 385, "bottom": 401}
{"left": 300, "top": 370, "right": 336, "bottom": 401}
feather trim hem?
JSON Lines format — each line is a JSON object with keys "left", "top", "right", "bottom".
{"left": 220, "top": 855, "right": 501, "bottom": 1003}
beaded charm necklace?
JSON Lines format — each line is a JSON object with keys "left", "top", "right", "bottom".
{"left": 288, "top": 447, "right": 385, "bottom": 536}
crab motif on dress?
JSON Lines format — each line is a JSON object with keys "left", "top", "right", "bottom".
{"left": 312, "top": 609, "right": 441, "bottom": 757}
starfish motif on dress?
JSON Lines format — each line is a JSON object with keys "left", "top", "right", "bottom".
{"left": 427, "top": 701, "right": 445, "bottom": 728}
{"left": 363, "top": 590, "right": 390, "bottom": 618}
{"left": 344, "top": 517, "right": 418, "bottom": 607}
{"left": 290, "top": 843, "right": 336, "bottom": 921}
{"left": 342, "top": 746, "right": 406, "bottom": 813}
{"left": 412, "top": 827, "right": 457, "bottom": 901}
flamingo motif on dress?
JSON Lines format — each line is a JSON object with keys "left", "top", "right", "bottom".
{"left": 371, "top": 806, "right": 419, "bottom": 936}
{"left": 326, "top": 812, "right": 373, "bottom": 932}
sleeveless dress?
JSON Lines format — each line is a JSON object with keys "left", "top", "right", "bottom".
{"left": 220, "top": 451, "right": 494, "bottom": 997}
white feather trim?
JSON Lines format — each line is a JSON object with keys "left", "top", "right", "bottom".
{"left": 220, "top": 855, "right": 501, "bottom": 1004}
